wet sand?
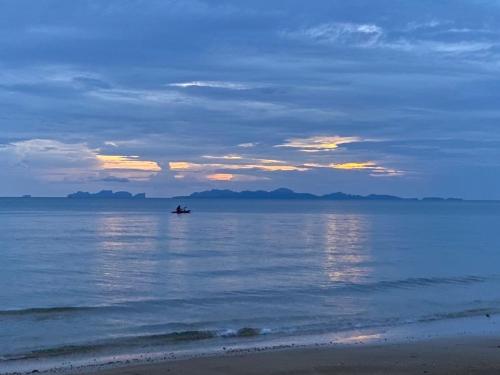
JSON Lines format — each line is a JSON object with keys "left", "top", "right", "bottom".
{"left": 91, "top": 337, "right": 500, "bottom": 375}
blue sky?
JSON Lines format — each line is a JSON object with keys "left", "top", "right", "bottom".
{"left": 1, "top": 0, "right": 500, "bottom": 198}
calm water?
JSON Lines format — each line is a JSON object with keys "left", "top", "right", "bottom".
{"left": 1, "top": 198, "right": 500, "bottom": 370}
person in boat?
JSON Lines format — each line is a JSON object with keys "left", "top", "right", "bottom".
{"left": 176, "top": 205, "right": 182, "bottom": 213}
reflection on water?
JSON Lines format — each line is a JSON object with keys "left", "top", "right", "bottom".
{"left": 92, "top": 211, "right": 375, "bottom": 301}
{"left": 94, "top": 214, "right": 161, "bottom": 299}
{"left": 165, "top": 214, "right": 192, "bottom": 253}
{"left": 323, "top": 214, "right": 373, "bottom": 284}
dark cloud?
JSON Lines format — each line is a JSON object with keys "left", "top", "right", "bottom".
{"left": 98, "top": 176, "right": 130, "bottom": 183}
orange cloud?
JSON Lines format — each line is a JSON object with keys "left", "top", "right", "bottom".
{"left": 332, "top": 162, "right": 376, "bottom": 170}
{"left": 332, "top": 162, "right": 403, "bottom": 176}
{"left": 276, "top": 136, "right": 361, "bottom": 152}
{"left": 97, "top": 155, "right": 162, "bottom": 172}
{"left": 207, "top": 173, "right": 234, "bottom": 181}
{"left": 169, "top": 161, "right": 308, "bottom": 172}
{"left": 303, "top": 161, "right": 403, "bottom": 176}
{"left": 256, "top": 164, "right": 308, "bottom": 171}
{"left": 169, "top": 156, "right": 403, "bottom": 180}
{"left": 168, "top": 161, "right": 200, "bottom": 171}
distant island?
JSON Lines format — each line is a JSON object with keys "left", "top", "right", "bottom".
{"left": 67, "top": 190, "right": 146, "bottom": 199}
{"left": 174, "top": 188, "right": 462, "bottom": 201}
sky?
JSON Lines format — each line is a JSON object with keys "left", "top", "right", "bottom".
{"left": 2, "top": 0, "right": 500, "bottom": 198}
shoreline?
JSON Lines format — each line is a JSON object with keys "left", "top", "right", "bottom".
{"left": 3, "top": 314, "right": 500, "bottom": 375}
{"left": 40, "top": 336, "right": 500, "bottom": 375}
{"left": 93, "top": 336, "right": 500, "bottom": 375}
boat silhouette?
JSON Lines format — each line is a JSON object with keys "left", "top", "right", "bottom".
{"left": 172, "top": 206, "right": 191, "bottom": 214}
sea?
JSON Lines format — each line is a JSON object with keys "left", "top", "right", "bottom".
{"left": 2, "top": 198, "right": 500, "bottom": 373}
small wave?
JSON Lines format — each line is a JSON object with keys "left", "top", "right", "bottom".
{"left": 1, "top": 327, "right": 268, "bottom": 362}
{"left": 0, "top": 305, "right": 105, "bottom": 318}
{"left": 3, "top": 303, "right": 500, "bottom": 363}
{"left": 219, "top": 327, "right": 266, "bottom": 338}
{"left": 1, "top": 275, "right": 488, "bottom": 320}
{"left": 340, "top": 275, "right": 487, "bottom": 293}
{"left": 0, "top": 275, "right": 488, "bottom": 322}
{"left": 146, "top": 330, "right": 216, "bottom": 342}
{"left": 419, "top": 307, "right": 500, "bottom": 323}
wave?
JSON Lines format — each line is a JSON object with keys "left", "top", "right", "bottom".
{"left": 1, "top": 327, "right": 268, "bottom": 361}
{"left": 0, "top": 274, "right": 489, "bottom": 320}
{"left": 0, "top": 305, "right": 107, "bottom": 317}
{"left": 3, "top": 303, "right": 500, "bottom": 362}
{"left": 419, "top": 307, "right": 500, "bottom": 323}
{"left": 340, "top": 275, "right": 486, "bottom": 293}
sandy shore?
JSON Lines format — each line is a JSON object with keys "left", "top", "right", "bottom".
{"left": 89, "top": 337, "right": 500, "bottom": 375}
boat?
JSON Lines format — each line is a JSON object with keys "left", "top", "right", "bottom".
{"left": 172, "top": 208, "right": 191, "bottom": 214}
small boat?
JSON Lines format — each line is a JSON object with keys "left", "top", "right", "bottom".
{"left": 172, "top": 210, "right": 191, "bottom": 214}
{"left": 172, "top": 206, "right": 191, "bottom": 214}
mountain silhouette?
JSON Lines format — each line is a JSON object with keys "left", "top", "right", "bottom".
{"left": 174, "top": 188, "right": 462, "bottom": 201}
{"left": 67, "top": 190, "right": 146, "bottom": 199}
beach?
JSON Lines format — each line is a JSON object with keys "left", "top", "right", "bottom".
{"left": 88, "top": 336, "right": 500, "bottom": 375}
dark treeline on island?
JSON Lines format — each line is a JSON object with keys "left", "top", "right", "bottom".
{"left": 67, "top": 190, "right": 146, "bottom": 199}
{"left": 174, "top": 188, "right": 463, "bottom": 201}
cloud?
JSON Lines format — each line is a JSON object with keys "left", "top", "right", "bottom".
{"left": 283, "top": 19, "right": 498, "bottom": 55}
{"left": 332, "top": 162, "right": 403, "bottom": 176}
{"left": 87, "top": 87, "right": 341, "bottom": 121}
{"left": 304, "top": 161, "right": 404, "bottom": 177}
{"left": 202, "top": 154, "right": 243, "bottom": 160}
{"left": 169, "top": 161, "right": 308, "bottom": 172}
{"left": 404, "top": 20, "right": 444, "bottom": 32}
{"left": 168, "top": 81, "right": 252, "bottom": 90}
{"left": 104, "top": 141, "right": 118, "bottom": 148}
{"left": 96, "top": 155, "right": 161, "bottom": 172}
{"left": 0, "top": 139, "right": 98, "bottom": 182}
{"left": 5, "top": 138, "right": 97, "bottom": 167}
{"left": 0, "top": 139, "right": 161, "bottom": 183}
{"left": 331, "top": 161, "right": 378, "bottom": 170}
{"left": 98, "top": 175, "right": 130, "bottom": 183}
{"left": 0, "top": 65, "right": 106, "bottom": 88}
{"left": 206, "top": 173, "right": 234, "bottom": 181}
{"left": 88, "top": 88, "right": 187, "bottom": 105}
{"left": 238, "top": 142, "right": 258, "bottom": 148}
{"left": 284, "top": 22, "right": 383, "bottom": 47}
{"left": 276, "top": 136, "right": 362, "bottom": 152}
{"left": 169, "top": 159, "right": 403, "bottom": 179}
{"left": 202, "top": 155, "right": 285, "bottom": 164}
{"left": 385, "top": 40, "right": 495, "bottom": 54}
{"left": 168, "top": 162, "right": 198, "bottom": 171}
{"left": 206, "top": 173, "right": 269, "bottom": 182}
{"left": 104, "top": 141, "right": 119, "bottom": 147}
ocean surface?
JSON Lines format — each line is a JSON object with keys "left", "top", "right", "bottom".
{"left": 2, "top": 198, "right": 500, "bottom": 372}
